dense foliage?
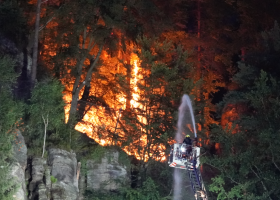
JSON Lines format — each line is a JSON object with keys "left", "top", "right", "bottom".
{"left": 2, "top": 0, "right": 280, "bottom": 199}
{"left": 204, "top": 23, "right": 280, "bottom": 199}
{"left": 84, "top": 177, "right": 161, "bottom": 200}
{"left": 27, "top": 79, "right": 66, "bottom": 156}
{"left": 0, "top": 55, "right": 24, "bottom": 199}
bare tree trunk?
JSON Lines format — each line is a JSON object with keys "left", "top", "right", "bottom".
{"left": 197, "top": 0, "right": 201, "bottom": 40}
{"left": 42, "top": 114, "right": 48, "bottom": 158}
{"left": 31, "top": 0, "right": 42, "bottom": 86}
{"left": 68, "top": 45, "right": 103, "bottom": 124}
{"left": 197, "top": 0, "right": 201, "bottom": 81}
{"left": 251, "top": 166, "right": 273, "bottom": 200}
{"left": 76, "top": 162, "right": 81, "bottom": 180}
{"left": 77, "top": 51, "right": 101, "bottom": 120}
{"left": 78, "top": 85, "right": 90, "bottom": 121}
{"left": 69, "top": 89, "right": 81, "bottom": 124}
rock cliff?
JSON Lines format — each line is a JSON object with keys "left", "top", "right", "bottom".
{"left": 48, "top": 148, "right": 79, "bottom": 200}
{"left": 11, "top": 130, "right": 28, "bottom": 200}
{"left": 86, "top": 151, "right": 129, "bottom": 191}
{"left": 10, "top": 131, "right": 130, "bottom": 200}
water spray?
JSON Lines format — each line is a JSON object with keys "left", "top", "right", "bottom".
{"left": 170, "top": 94, "right": 208, "bottom": 200}
{"left": 174, "top": 94, "right": 197, "bottom": 200}
{"left": 176, "top": 94, "right": 197, "bottom": 142}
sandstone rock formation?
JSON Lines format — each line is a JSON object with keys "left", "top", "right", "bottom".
{"left": 10, "top": 133, "right": 130, "bottom": 200}
{"left": 48, "top": 148, "right": 79, "bottom": 200}
{"left": 11, "top": 130, "right": 27, "bottom": 200}
{"left": 28, "top": 158, "right": 46, "bottom": 200}
{"left": 87, "top": 150, "right": 129, "bottom": 191}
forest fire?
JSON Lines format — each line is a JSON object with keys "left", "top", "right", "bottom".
{"left": 64, "top": 53, "right": 165, "bottom": 161}
{"left": 3, "top": 0, "right": 280, "bottom": 198}
{"left": 130, "top": 55, "right": 140, "bottom": 107}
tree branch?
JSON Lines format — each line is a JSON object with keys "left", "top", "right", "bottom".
{"left": 87, "top": 36, "right": 95, "bottom": 51}
{"left": 82, "top": 28, "right": 87, "bottom": 49}
{"left": 84, "top": 44, "right": 104, "bottom": 83}
{"left": 269, "top": 145, "right": 280, "bottom": 172}
{"left": 39, "top": 14, "right": 55, "bottom": 32}
{"left": 251, "top": 166, "right": 272, "bottom": 200}
{"left": 76, "top": 162, "right": 81, "bottom": 180}
{"left": 31, "top": 0, "right": 42, "bottom": 85}
{"left": 72, "top": 56, "right": 87, "bottom": 95}
{"left": 42, "top": 114, "right": 49, "bottom": 158}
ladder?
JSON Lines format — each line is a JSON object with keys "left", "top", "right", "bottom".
{"left": 187, "top": 156, "right": 208, "bottom": 200}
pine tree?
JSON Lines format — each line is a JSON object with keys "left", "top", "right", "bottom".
{"left": 204, "top": 23, "right": 280, "bottom": 200}
{"left": 118, "top": 36, "right": 201, "bottom": 185}
{"left": 39, "top": 0, "right": 174, "bottom": 127}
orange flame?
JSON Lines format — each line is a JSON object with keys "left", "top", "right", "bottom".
{"left": 64, "top": 53, "right": 166, "bottom": 162}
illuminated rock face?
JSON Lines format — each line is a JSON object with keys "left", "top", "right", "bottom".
{"left": 86, "top": 151, "right": 129, "bottom": 191}
{"left": 11, "top": 130, "right": 28, "bottom": 200}
{"left": 28, "top": 158, "right": 46, "bottom": 200}
{"left": 9, "top": 134, "right": 128, "bottom": 199}
{"left": 27, "top": 149, "right": 79, "bottom": 200}
{"left": 48, "top": 148, "right": 79, "bottom": 200}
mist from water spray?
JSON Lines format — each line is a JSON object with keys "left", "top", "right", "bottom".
{"left": 173, "top": 94, "right": 197, "bottom": 200}
{"left": 173, "top": 168, "right": 182, "bottom": 200}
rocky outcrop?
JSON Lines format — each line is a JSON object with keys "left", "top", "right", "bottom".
{"left": 87, "top": 150, "right": 129, "bottom": 191}
{"left": 27, "top": 148, "right": 79, "bottom": 200}
{"left": 11, "top": 130, "right": 27, "bottom": 200}
{"left": 48, "top": 148, "right": 79, "bottom": 200}
{"left": 38, "top": 183, "right": 48, "bottom": 200}
{"left": 10, "top": 132, "right": 130, "bottom": 200}
{"left": 78, "top": 172, "right": 85, "bottom": 200}
{"left": 28, "top": 158, "right": 47, "bottom": 200}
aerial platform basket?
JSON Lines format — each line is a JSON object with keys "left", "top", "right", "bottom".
{"left": 168, "top": 143, "right": 207, "bottom": 200}
{"left": 168, "top": 143, "right": 200, "bottom": 169}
